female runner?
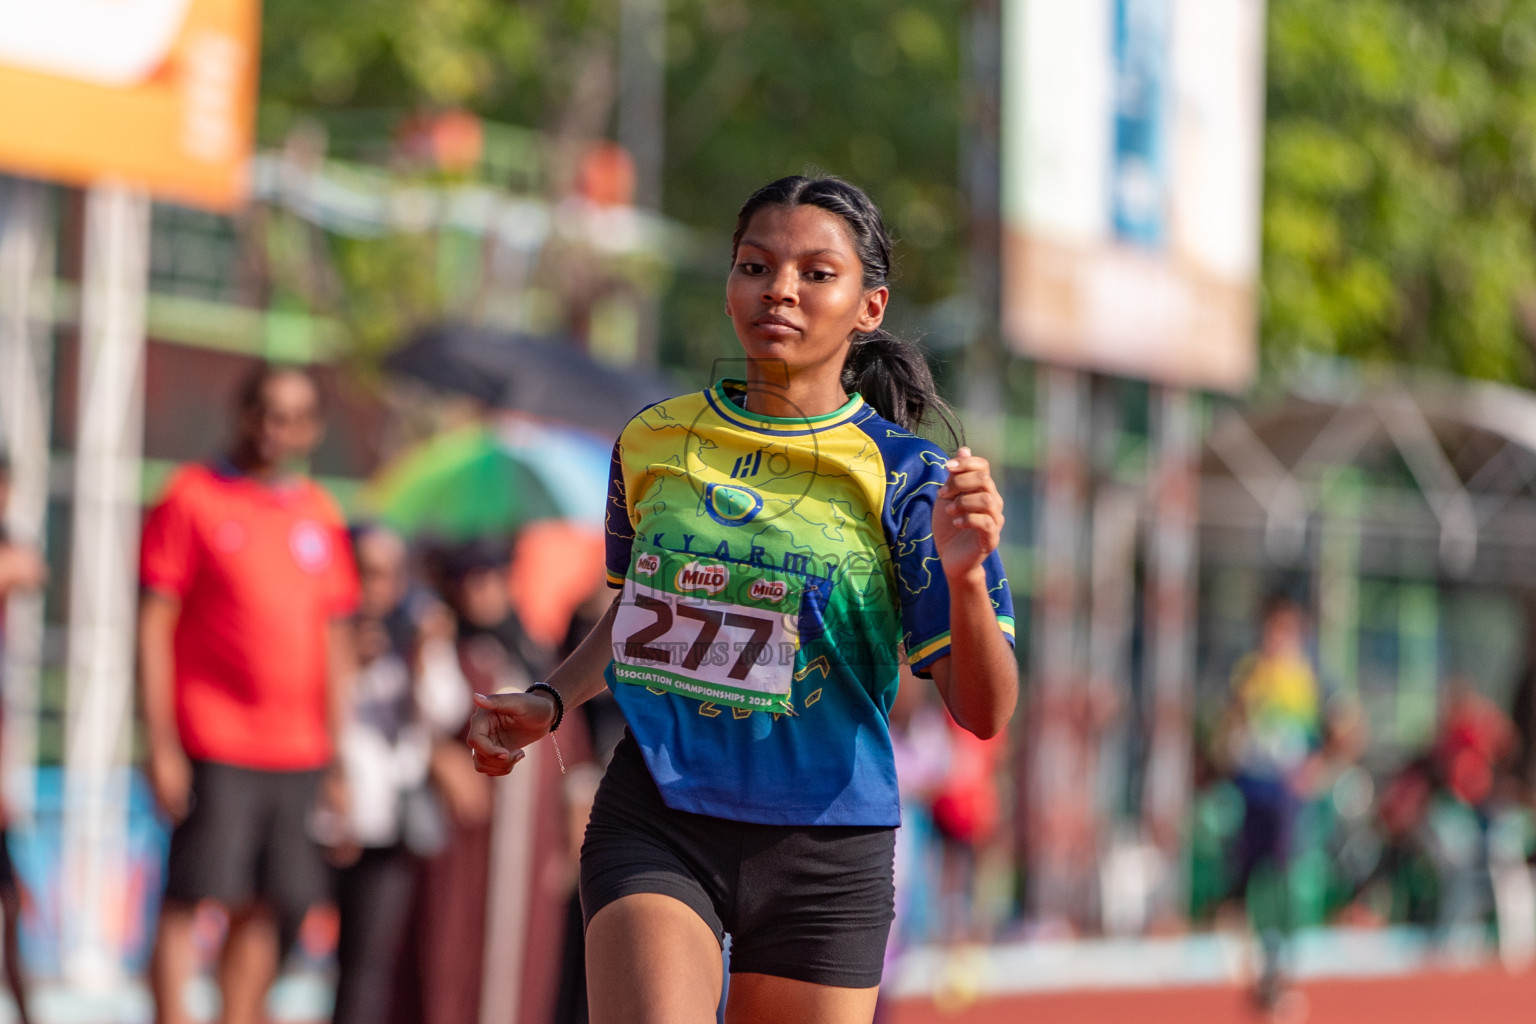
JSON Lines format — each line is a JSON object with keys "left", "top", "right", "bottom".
{"left": 468, "top": 175, "right": 1017, "bottom": 1024}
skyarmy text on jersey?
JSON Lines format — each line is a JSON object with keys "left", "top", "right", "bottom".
{"left": 633, "top": 529, "right": 885, "bottom": 586}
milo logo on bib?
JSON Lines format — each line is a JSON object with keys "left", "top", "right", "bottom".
{"left": 749, "top": 580, "right": 787, "bottom": 602}
{"left": 612, "top": 547, "right": 801, "bottom": 713}
{"left": 676, "top": 561, "right": 729, "bottom": 595}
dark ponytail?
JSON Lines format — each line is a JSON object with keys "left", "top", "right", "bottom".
{"left": 731, "top": 175, "right": 960, "bottom": 445}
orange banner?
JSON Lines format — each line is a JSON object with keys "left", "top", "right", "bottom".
{"left": 0, "top": 0, "right": 260, "bottom": 211}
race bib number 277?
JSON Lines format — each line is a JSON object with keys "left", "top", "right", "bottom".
{"left": 611, "top": 549, "right": 800, "bottom": 713}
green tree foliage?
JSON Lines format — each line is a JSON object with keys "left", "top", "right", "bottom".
{"left": 259, "top": 0, "right": 612, "bottom": 134}
{"left": 657, "top": 1, "right": 968, "bottom": 374}
{"left": 259, "top": 0, "right": 967, "bottom": 297}
{"left": 260, "top": 0, "right": 1536, "bottom": 384}
{"left": 256, "top": 0, "right": 971, "bottom": 368}
{"left": 660, "top": 0, "right": 967, "bottom": 302}
{"left": 1264, "top": 0, "right": 1536, "bottom": 384}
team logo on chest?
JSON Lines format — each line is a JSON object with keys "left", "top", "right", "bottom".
{"left": 703, "top": 482, "right": 763, "bottom": 527}
{"left": 288, "top": 520, "right": 333, "bottom": 573}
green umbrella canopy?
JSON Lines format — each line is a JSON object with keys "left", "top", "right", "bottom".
{"left": 367, "top": 424, "right": 563, "bottom": 541}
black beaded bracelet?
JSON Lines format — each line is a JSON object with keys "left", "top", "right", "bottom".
{"left": 526, "top": 681, "right": 565, "bottom": 733}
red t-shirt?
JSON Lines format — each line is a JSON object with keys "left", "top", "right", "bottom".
{"left": 140, "top": 463, "right": 359, "bottom": 770}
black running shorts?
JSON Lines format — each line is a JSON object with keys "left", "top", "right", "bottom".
{"left": 579, "top": 733, "right": 896, "bottom": 989}
{"left": 164, "top": 760, "right": 328, "bottom": 948}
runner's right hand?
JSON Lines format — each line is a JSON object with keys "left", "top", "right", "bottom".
{"left": 467, "top": 691, "right": 558, "bottom": 777}
{"left": 148, "top": 742, "right": 193, "bottom": 822}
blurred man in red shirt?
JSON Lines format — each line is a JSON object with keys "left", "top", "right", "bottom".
{"left": 139, "top": 366, "right": 358, "bottom": 1024}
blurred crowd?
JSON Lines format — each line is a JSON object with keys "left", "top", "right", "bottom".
{"left": 105, "top": 362, "right": 1032, "bottom": 1024}
{"left": 6, "top": 361, "right": 1536, "bottom": 1023}
{"left": 121, "top": 363, "right": 638, "bottom": 1024}
{"left": 1189, "top": 597, "right": 1536, "bottom": 1003}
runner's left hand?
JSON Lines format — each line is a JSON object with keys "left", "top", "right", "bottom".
{"left": 467, "top": 691, "right": 558, "bottom": 776}
{"left": 933, "top": 447, "right": 1004, "bottom": 582}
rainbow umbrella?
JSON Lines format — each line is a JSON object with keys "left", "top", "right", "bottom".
{"left": 493, "top": 416, "right": 611, "bottom": 528}
{"left": 367, "top": 423, "right": 564, "bottom": 541}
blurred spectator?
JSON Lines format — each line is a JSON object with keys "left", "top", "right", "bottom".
{"left": 0, "top": 456, "right": 40, "bottom": 1024}
{"left": 1353, "top": 683, "right": 1525, "bottom": 949}
{"left": 322, "top": 525, "right": 467, "bottom": 1024}
{"left": 391, "top": 538, "right": 549, "bottom": 1024}
{"left": 447, "top": 538, "right": 549, "bottom": 686}
{"left": 931, "top": 716, "right": 1005, "bottom": 943}
{"left": 888, "top": 668, "right": 952, "bottom": 952}
{"left": 557, "top": 579, "right": 627, "bottom": 763}
{"left": 552, "top": 575, "right": 623, "bottom": 1024}
{"left": 1435, "top": 679, "right": 1517, "bottom": 811}
{"left": 1421, "top": 682, "right": 1521, "bottom": 947}
{"left": 138, "top": 365, "right": 359, "bottom": 1024}
{"left": 1216, "top": 594, "right": 1323, "bottom": 1009}
{"left": 0, "top": 459, "right": 46, "bottom": 595}
{"left": 1364, "top": 755, "right": 1440, "bottom": 926}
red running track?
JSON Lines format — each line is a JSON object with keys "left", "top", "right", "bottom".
{"left": 886, "top": 967, "right": 1536, "bottom": 1024}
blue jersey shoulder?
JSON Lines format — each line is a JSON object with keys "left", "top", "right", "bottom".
{"left": 606, "top": 396, "right": 681, "bottom": 585}
{"left": 615, "top": 393, "right": 694, "bottom": 447}
{"left": 848, "top": 410, "right": 952, "bottom": 521}
{"left": 849, "top": 409, "right": 1015, "bottom": 676}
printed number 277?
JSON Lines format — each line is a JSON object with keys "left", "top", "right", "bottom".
{"left": 623, "top": 595, "right": 773, "bottom": 680}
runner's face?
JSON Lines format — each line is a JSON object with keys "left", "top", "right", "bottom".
{"left": 726, "top": 204, "right": 887, "bottom": 381}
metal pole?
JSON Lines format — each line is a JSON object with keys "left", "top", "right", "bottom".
{"left": 617, "top": 0, "right": 665, "bottom": 364}
{"left": 1317, "top": 466, "right": 1361, "bottom": 698}
{"left": 960, "top": 0, "right": 1006, "bottom": 450}
{"left": 1028, "top": 364, "right": 1091, "bottom": 926}
{"left": 617, "top": 0, "right": 665, "bottom": 211}
{"left": 0, "top": 177, "right": 56, "bottom": 826}
{"left": 1086, "top": 478, "right": 1143, "bottom": 934}
{"left": 479, "top": 741, "right": 540, "bottom": 1024}
{"left": 1141, "top": 384, "right": 1199, "bottom": 926}
{"left": 61, "top": 183, "right": 150, "bottom": 987}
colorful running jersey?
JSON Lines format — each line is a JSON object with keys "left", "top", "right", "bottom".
{"left": 604, "top": 380, "right": 1015, "bottom": 826}
{"left": 1230, "top": 652, "right": 1322, "bottom": 778}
